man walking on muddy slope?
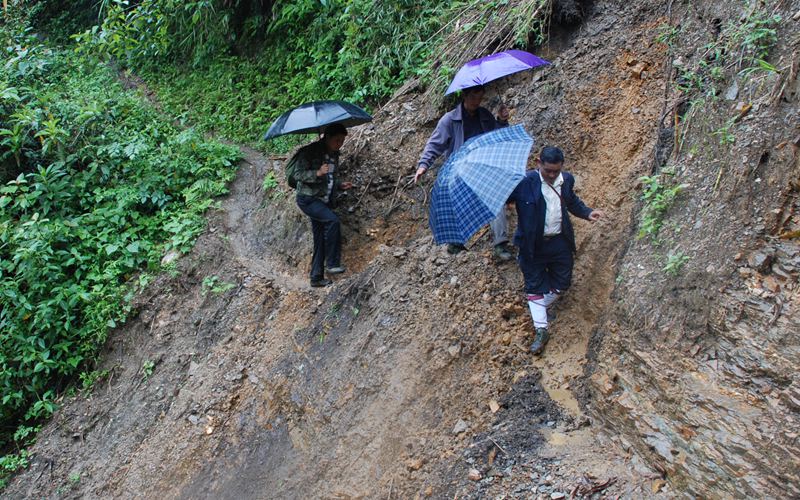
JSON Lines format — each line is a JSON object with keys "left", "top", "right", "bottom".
{"left": 289, "top": 124, "right": 353, "bottom": 288}
{"left": 414, "top": 85, "right": 514, "bottom": 260}
{"left": 507, "top": 147, "right": 603, "bottom": 354}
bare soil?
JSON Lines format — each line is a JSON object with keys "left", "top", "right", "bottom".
{"left": 5, "top": 1, "right": 722, "bottom": 498}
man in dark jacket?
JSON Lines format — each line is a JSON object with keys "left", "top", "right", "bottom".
{"left": 292, "top": 123, "right": 353, "bottom": 287}
{"left": 507, "top": 147, "right": 603, "bottom": 354}
{"left": 414, "top": 85, "right": 513, "bottom": 260}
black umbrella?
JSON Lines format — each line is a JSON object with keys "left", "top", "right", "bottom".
{"left": 263, "top": 100, "right": 372, "bottom": 140}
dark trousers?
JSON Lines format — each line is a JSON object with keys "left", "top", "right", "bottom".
{"left": 518, "top": 233, "right": 574, "bottom": 294}
{"left": 296, "top": 194, "right": 341, "bottom": 280}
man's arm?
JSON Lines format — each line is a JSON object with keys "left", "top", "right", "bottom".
{"left": 415, "top": 117, "right": 452, "bottom": 182}
{"left": 563, "top": 175, "right": 594, "bottom": 220}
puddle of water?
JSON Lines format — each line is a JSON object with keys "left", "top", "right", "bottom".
{"left": 541, "top": 427, "right": 593, "bottom": 450}
{"left": 546, "top": 387, "right": 580, "bottom": 415}
{"left": 533, "top": 338, "right": 587, "bottom": 416}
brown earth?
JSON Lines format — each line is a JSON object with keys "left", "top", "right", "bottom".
{"left": 6, "top": 0, "right": 799, "bottom": 499}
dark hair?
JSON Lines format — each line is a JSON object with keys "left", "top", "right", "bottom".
{"left": 463, "top": 85, "right": 486, "bottom": 95}
{"left": 323, "top": 123, "right": 348, "bottom": 137}
{"left": 540, "top": 146, "right": 564, "bottom": 165}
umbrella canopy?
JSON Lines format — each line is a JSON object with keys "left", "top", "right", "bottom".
{"left": 445, "top": 50, "right": 550, "bottom": 95}
{"left": 263, "top": 100, "right": 372, "bottom": 140}
{"left": 429, "top": 124, "right": 534, "bottom": 245}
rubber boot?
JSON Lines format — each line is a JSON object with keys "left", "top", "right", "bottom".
{"left": 530, "top": 327, "right": 550, "bottom": 355}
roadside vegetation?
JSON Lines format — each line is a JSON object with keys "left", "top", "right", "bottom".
{"left": 643, "top": 0, "right": 784, "bottom": 275}
{"left": 74, "top": 0, "right": 553, "bottom": 151}
{"left": 0, "top": 8, "right": 239, "bottom": 486}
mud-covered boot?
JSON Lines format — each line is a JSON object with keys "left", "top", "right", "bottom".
{"left": 493, "top": 243, "right": 513, "bottom": 262}
{"left": 530, "top": 327, "right": 550, "bottom": 355}
{"left": 447, "top": 243, "right": 467, "bottom": 254}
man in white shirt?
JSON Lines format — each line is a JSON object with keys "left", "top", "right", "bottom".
{"left": 507, "top": 147, "right": 603, "bottom": 354}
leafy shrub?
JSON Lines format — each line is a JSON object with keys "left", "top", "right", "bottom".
{"left": 637, "top": 174, "right": 685, "bottom": 242}
{"left": 75, "top": 0, "right": 553, "bottom": 151}
{"left": 0, "top": 20, "right": 240, "bottom": 457}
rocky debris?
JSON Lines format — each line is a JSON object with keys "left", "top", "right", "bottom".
{"left": 161, "top": 249, "right": 181, "bottom": 266}
{"left": 453, "top": 419, "right": 469, "bottom": 435}
{"left": 747, "top": 249, "right": 772, "bottom": 273}
{"left": 405, "top": 457, "right": 424, "bottom": 471}
{"left": 724, "top": 81, "right": 739, "bottom": 101}
{"left": 591, "top": 179, "right": 800, "bottom": 496}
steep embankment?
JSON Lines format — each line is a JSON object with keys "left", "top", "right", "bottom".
{"left": 7, "top": 0, "right": 797, "bottom": 498}
{"left": 587, "top": 1, "right": 800, "bottom": 498}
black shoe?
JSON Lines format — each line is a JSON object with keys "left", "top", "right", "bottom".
{"left": 310, "top": 278, "right": 332, "bottom": 288}
{"left": 447, "top": 243, "right": 467, "bottom": 255}
{"left": 327, "top": 266, "right": 346, "bottom": 275}
{"left": 493, "top": 243, "right": 513, "bottom": 261}
{"left": 530, "top": 327, "right": 550, "bottom": 355}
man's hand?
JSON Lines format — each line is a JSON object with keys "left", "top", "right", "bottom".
{"left": 588, "top": 210, "right": 604, "bottom": 221}
{"left": 497, "top": 104, "right": 510, "bottom": 122}
{"left": 340, "top": 181, "right": 353, "bottom": 190}
{"left": 413, "top": 166, "right": 427, "bottom": 184}
{"left": 316, "top": 163, "right": 331, "bottom": 177}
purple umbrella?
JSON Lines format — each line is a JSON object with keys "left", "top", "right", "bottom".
{"left": 445, "top": 49, "right": 550, "bottom": 95}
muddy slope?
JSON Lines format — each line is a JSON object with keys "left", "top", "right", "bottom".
{"left": 8, "top": 0, "right": 795, "bottom": 498}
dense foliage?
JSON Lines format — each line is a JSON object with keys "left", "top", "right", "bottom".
{"left": 73, "top": 0, "right": 551, "bottom": 150}
{"left": 71, "top": 0, "right": 452, "bottom": 149}
{"left": 0, "top": 14, "right": 240, "bottom": 483}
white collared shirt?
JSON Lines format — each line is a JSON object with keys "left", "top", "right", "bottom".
{"left": 539, "top": 170, "right": 563, "bottom": 236}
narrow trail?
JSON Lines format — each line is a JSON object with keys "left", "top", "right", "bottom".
{"left": 222, "top": 145, "right": 310, "bottom": 292}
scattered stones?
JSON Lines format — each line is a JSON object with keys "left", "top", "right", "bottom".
{"left": 467, "top": 468, "right": 482, "bottom": 481}
{"left": 161, "top": 249, "right": 181, "bottom": 266}
{"left": 452, "top": 419, "right": 469, "bottom": 435}
{"left": 405, "top": 457, "right": 424, "bottom": 471}
{"left": 550, "top": 492, "right": 566, "bottom": 500}
{"left": 224, "top": 367, "right": 244, "bottom": 382}
{"left": 447, "top": 344, "right": 461, "bottom": 358}
{"left": 747, "top": 251, "right": 772, "bottom": 273}
{"left": 724, "top": 81, "right": 739, "bottom": 101}
{"left": 630, "top": 62, "right": 649, "bottom": 79}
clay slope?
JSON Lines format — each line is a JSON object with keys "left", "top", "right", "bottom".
{"left": 586, "top": 1, "right": 800, "bottom": 498}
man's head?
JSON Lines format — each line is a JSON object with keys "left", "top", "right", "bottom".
{"left": 537, "top": 146, "right": 564, "bottom": 185}
{"left": 323, "top": 123, "right": 348, "bottom": 152}
{"left": 462, "top": 85, "right": 486, "bottom": 113}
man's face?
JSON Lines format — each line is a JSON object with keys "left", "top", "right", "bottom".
{"left": 325, "top": 133, "right": 346, "bottom": 152}
{"left": 538, "top": 160, "right": 563, "bottom": 185}
{"left": 462, "top": 89, "right": 485, "bottom": 113}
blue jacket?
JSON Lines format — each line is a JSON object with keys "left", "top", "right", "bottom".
{"left": 508, "top": 170, "right": 593, "bottom": 261}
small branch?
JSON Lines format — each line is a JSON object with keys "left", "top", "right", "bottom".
{"left": 489, "top": 436, "right": 508, "bottom": 455}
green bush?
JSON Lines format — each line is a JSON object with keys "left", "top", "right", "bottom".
{"left": 73, "top": 0, "right": 499, "bottom": 150}
{"left": 0, "top": 20, "right": 240, "bottom": 461}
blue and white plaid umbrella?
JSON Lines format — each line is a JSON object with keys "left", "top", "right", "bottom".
{"left": 429, "top": 124, "right": 533, "bottom": 245}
